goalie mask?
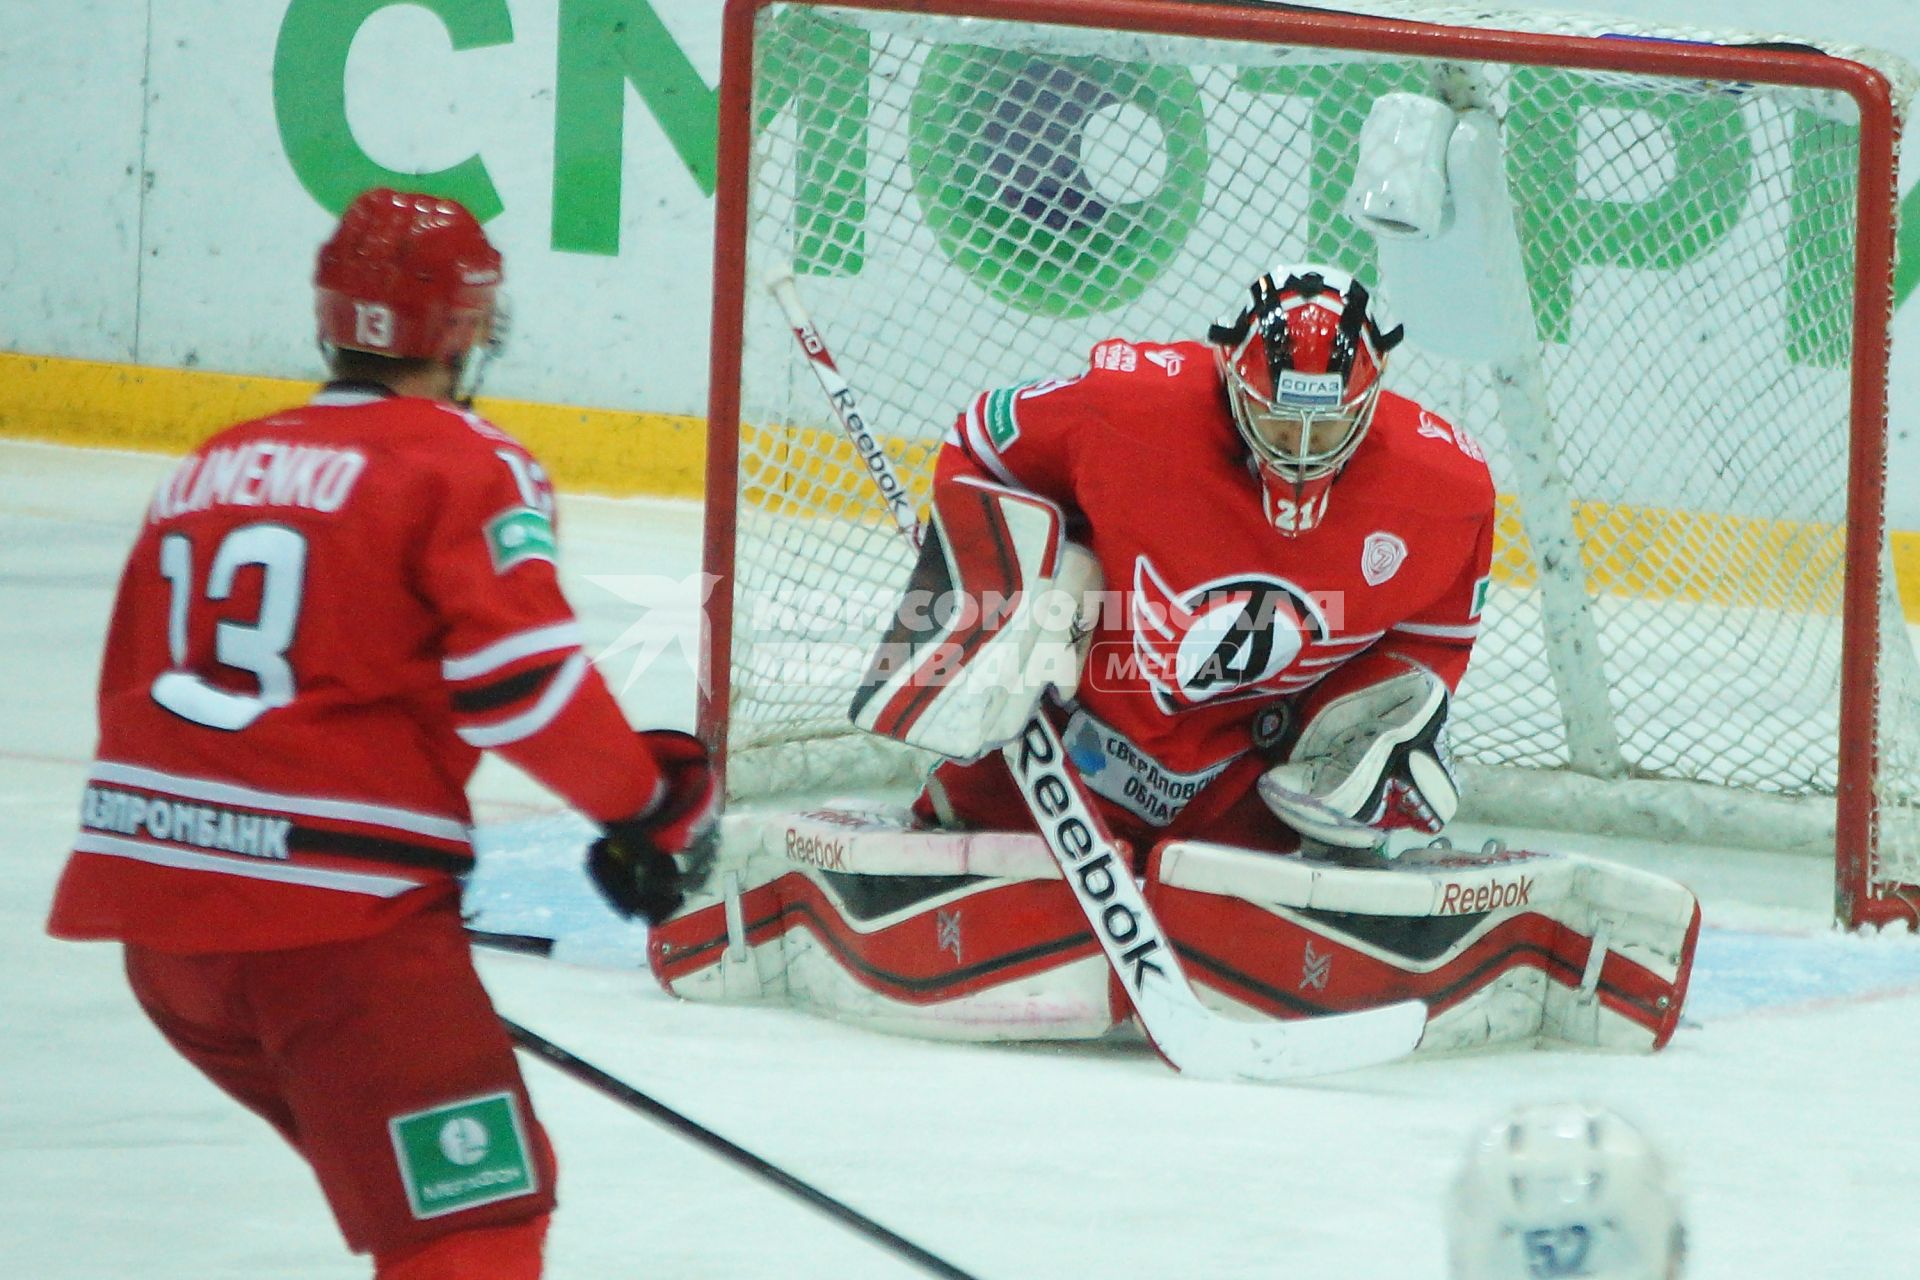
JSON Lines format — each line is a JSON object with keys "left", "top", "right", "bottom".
{"left": 314, "top": 187, "right": 505, "bottom": 400}
{"left": 1209, "top": 265, "right": 1403, "bottom": 535}
{"left": 1447, "top": 1104, "right": 1687, "bottom": 1280}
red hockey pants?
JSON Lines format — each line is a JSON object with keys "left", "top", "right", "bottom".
{"left": 123, "top": 898, "right": 556, "bottom": 1260}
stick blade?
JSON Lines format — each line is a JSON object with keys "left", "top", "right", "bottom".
{"left": 1144, "top": 996, "right": 1428, "bottom": 1083}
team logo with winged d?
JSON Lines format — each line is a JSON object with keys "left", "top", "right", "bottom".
{"left": 1129, "top": 555, "right": 1330, "bottom": 712}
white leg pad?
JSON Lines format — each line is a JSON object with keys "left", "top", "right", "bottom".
{"left": 1146, "top": 840, "right": 1700, "bottom": 1052}
{"left": 649, "top": 804, "right": 1118, "bottom": 1041}
{"left": 651, "top": 807, "right": 1699, "bottom": 1055}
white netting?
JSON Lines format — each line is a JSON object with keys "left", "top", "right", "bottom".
{"left": 714, "top": 1, "right": 1919, "bottom": 920}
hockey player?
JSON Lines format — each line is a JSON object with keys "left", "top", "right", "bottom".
{"left": 658, "top": 266, "right": 1698, "bottom": 1056}
{"left": 1448, "top": 1103, "right": 1687, "bottom": 1279}
{"left": 46, "top": 188, "right": 716, "bottom": 1279}
{"left": 855, "top": 264, "right": 1494, "bottom": 860}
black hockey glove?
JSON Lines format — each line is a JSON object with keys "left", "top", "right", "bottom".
{"left": 587, "top": 731, "right": 720, "bottom": 925}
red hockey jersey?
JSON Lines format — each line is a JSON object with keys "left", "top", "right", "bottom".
{"left": 48, "top": 385, "right": 662, "bottom": 952}
{"left": 943, "top": 338, "right": 1495, "bottom": 829}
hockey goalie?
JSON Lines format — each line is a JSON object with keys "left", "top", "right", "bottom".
{"left": 652, "top": 259, "right": 1700, "bottom": 1068}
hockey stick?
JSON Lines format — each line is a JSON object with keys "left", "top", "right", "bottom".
{"left": 503, "top": 1018, "right": 981, "bottom": 1280}
{"left": 467, "top": 927, "right": 557, "bottom": 957}
{"left": 763, "top": 278, "right": 922, "bottom": 548}
{"left": 766, "top": 270, "right": 1426, "bottom": 1081}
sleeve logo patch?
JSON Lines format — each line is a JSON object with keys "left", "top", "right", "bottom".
{"left": 487, "top": 507, "right": 557, "bottom": 572}
{"left": 389, "top": 1092, "right": 538, "bottom": 1219}
{"left": 983, "top": 386, "right": 1022, "bottom": 450}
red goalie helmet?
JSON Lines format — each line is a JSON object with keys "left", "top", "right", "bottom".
{"left": 314, "top": 188, "right": 502, "bottom": 363}
{"left": 1209, "top": 265, "right": 1403, "bottom": 534}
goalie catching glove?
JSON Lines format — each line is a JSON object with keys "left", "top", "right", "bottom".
{"left": 851, "top": 475, "right": 1100, "bottom": 759}
{"left": 1259, "top": 664, "right": 1460, "bottom": 850}
{"left": 588, "top": 730, "right": 721, "bottom": 924}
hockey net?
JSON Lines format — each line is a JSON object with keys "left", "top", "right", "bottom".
{"left": 702, "top": 0, "right": 1920, "bottom": 927}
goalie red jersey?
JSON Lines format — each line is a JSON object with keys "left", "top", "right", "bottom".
{"left": 925, "top": 329, "right": 1495, "bottom": 847}
{"left": 48, "top": 386, "right": 663, "bottom": 953}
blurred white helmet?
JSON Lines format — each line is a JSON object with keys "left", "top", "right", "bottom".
{"left": 1447, "top": 1104, "right": 1686, "bottom": 1280}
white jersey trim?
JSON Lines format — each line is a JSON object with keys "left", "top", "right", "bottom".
{"left": 1389, "top": 620, "right": 1481, "bottom": 640}
{"left": 442, "top": 620, "right": 585, "bottom": 681}
{"left": 958, "top": 400, "right": 1022, "bottom": 488}
{"left": 455, "top": 651, "right": 589, "bottom": 748}
{"left": 310, "top": 388, "right": 390, "bottom": 408}
{"left": 1295, "top": 633, "right": 1389, "bottom": 668}
{"left": 73, "top": 833, "right": 422, "bottom": 897}
{"left": 1317, "top": 631, "right": 1388, "bottom": 648}
{"left": 89, "top": 761, "right": 470, "bottom": 842}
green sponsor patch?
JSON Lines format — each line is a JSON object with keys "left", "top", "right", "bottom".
{"left": 1471, "top": 575, "right": 1490, "bottom": 618}
{"left": 486, "top": 507, "right": 557, "bottom": 572}
{"left": 389, "top": 1092, "right": 537, "bottom": 1220}
{"left": 983, "top": 386, "right": 1021, "bottom": 450}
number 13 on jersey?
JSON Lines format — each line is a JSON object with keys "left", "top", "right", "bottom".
{"left": 151, "top": 523, "right": 309, "bottom": 731}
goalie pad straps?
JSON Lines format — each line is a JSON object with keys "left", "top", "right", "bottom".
{"left": 1258, "top": 665, "right": 1460, "bottom": 848}
{"left": 850, "top": 476, "right": 1099, "bottom": 760}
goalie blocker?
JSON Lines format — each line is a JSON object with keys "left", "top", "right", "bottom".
{"left": 849, "top": 474, "right": 1099, "bottom": 760}
{"left": 651, "top": 807, "right": 1700, "bottom": 1056}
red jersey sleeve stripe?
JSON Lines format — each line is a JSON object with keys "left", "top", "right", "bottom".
{"left": 454, "top": 652, "right": 590, "bottom": 748}
{"left": 441, "top": 620, "right": 584, "bottom": 681}
{"left": 72, "top": 832, "right": 424, "bottom": 897}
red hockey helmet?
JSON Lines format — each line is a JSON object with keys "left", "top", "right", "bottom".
{"left": 314, "top": 188, "right": 502, "bottom": 363}
{"left": 1209, "top": 265, "right": 1403, "bottom": 534}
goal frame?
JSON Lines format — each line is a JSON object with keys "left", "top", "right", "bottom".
{"left": 700, "top": 0, "right": 1905, "bottom": 928}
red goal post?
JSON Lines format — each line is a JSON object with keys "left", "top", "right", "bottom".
{"left": 701, "top": 0, "right": 1918, "bottom": 928}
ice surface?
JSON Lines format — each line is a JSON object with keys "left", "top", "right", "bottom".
{"left": 6, "top": 436, "right": 1918, "bottom": 1279}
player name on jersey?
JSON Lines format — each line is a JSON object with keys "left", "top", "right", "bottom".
{"left": 149, "top": 441, "right": 367, "bottom": 521}
{"left": 81, "top": 785, "right": 294, "bottom": 860}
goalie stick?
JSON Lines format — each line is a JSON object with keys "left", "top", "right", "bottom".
{"left": 503, "top": 1018, "right": 979, "bottom": 1280}
{"left": 766, "top": 270, "right": 1427, "bottom": 1081}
